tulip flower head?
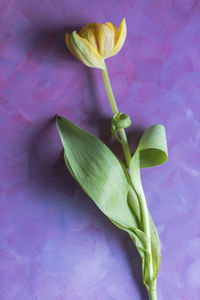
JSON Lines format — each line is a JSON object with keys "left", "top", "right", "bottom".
{"left": 65, "top": 18, "right": 127, "bottom": 69}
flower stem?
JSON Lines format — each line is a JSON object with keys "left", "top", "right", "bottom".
{"left": 148, "top": 289, "right": 157, "bottom": 300}
{"left": 101, "top": 63, "right": 131, "bottom": 167}
{"left": 148, "top": 281, "right": 157, "bottom": 300}
{"left": 101, "top": 62, "right": 156, "bottom": 299}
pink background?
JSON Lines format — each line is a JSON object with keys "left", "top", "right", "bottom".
{"left": 1, "top": 0, "right": 200, "bottom": 299}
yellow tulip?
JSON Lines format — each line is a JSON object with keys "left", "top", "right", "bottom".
{"left": 65, "top": 18, "right": 127, "bottom": 69}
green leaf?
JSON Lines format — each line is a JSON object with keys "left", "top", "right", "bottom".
{"left": 56, "top": 117, "right": 165, "bottom": 291}
{"left": 129, "top": 124, "right": 168, "bottom": 211}
{"left": 110, "top": 215, "right": 152, "bottom": 289}
{"left": 118, "top": 159, "right": 142, "bottom": 228}
{"left": 137, "top": 124, "right": 168, "bottom": 169}
{"left": 116, "top": 159, "right": 152, "bottom": 284}
{"left": 129, "top": 124, "right": 167, "bottom": 287}
{"left": 109, "top": 215, "right": 152, "bottom": 289}
{"left": 56, "top": 116, "right": 152, "bottom": 287}
{"left": 56, "top": 116, "right": 137, "bottom": 229}
{"left": 149, "top": 212, "right": 161, "bottom": 280}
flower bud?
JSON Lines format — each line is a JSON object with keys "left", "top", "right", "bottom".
{"left": 65, "top": 18, "right": 127, "bottom": 69}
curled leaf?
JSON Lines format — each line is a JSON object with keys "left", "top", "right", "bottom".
{"left": 111, "top": 112, "right": 131, "bottom": 144}
{"left": 136, "top": 124, "right": 168, "bottom": 168}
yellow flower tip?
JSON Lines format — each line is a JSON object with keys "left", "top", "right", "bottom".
{"left": 65, "top": 33, "right": 71, "bottom": 50}
{"left": 122, "top": 17, "right": 126, "bottom": 24}
{"left": 110, "top": 18, "right": 127, "bottom": 57}
{"left": 65, "top": 32, "right": 77, "bottom": 58}
{"left": 71, "top": 30, "right": 79, "bottom": 45}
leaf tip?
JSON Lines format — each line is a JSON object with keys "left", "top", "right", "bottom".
{"left": 56, "top": 115, "right": 63, "bottom": 132}
{"left": 56, "top": 114, "right": 62, "bottom": 123}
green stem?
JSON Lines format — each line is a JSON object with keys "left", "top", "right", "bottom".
{"left": 148, "top": 281, "right": 157, "bottom": 300}
{"left": 133, "top": 154, "right": 154, "bottom": 281}
{"left": 148, "top": 289, "right": 157, "bottom": 300}
{"left": 130, "top": 163, "right": 156, "bottom": 298}
{"left": 101, "top": 62, "right": 152, "bottom": 261}
{"left": 101, "top": 62, "right": 156, "bottom": 297}
{"left": 101, "top": 63, "right": 131, "bottom": 167}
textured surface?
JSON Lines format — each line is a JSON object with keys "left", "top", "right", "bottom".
{"left": 0, "top": 0, "right": 200, "bottom": 299}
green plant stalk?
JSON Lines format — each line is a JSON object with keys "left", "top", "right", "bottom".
{"left": 148, "top": 281, "right": 157, "bottom": 300}
{"left": 101, "top": 62, "right": 156, "bottom": 300}
{"left": 138, "top": 190, "right": 156, "bottom": 298}
{"left": 134, "top": 155, "right": 154, "bottom": 285}
{"left": 101, "top": 63, "right": 131, "bottom": 168}
{"left": 148, "top": 289, "right": 157, "bottom": 300}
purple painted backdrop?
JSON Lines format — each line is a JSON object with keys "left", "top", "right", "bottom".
{"left": 0, "top": 0, "right": 200, "bottom": 299}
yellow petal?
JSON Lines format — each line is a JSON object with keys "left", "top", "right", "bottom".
{"left": 96, "top": 24, "right": 113, "bottom": 59}
{"left": 80, "top": 23, "right": 113, "bottom": 59}
{"left": 79, "top": 23, "right": 99, "bottom": 52}
{"left": 71, "top": 31, "right": 105, "bottom": 69}
{"left": 79, "top": 24, "right": 90, "bottom": 36}
{"left": 105, "top": 22, "right": 119, "bottom": 45}
{"left": 65, "top": 33, "right": 76, "bottom": 57}
{"left": 110, "top": 18, "right": 127, "bottom": 57}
